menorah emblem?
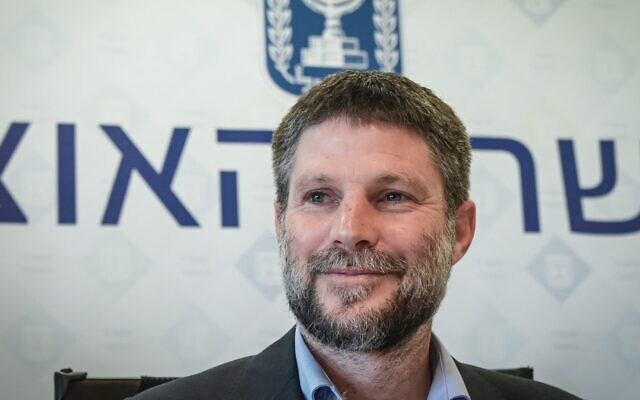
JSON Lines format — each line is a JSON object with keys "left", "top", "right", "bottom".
{"left": 264, "top": 0, "right": 401, "bottom": 94}
{"left": 300, "top": 0, "right": 369, "bottom": 69}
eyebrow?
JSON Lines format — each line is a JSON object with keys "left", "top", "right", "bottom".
{"left": 293, "top": 173, "right": 428, "bottom": 191}
{"left": 292, "top": 174, "right": 336, "bottom": 189}
{"left": 372, "top": 173, "right": 422, "bottom": 187}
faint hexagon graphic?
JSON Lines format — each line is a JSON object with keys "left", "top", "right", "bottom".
{"left": 527, "top": 237, "right": 590, "bottom": 302}
{"left": 6, "top": 154, "right": 54, "bottom": 223}
{"left": 511, "top": 0, "right": 566, "bottom": 26}
{"left": 237, "top": 231, "right": 282, "bottom": 301}
{"left": 607, "top": 309, "right": 640, "bottom": 371}
{"left": 2, "top": 9, "right": 68, "bottom": 69}
{"left": 470, "top": 164, "right": 516, "bottom": 230}
{"left": 251, "top": 180, "right": 277, "bottom": 204}
{"left": 175, "top": 160, "right": 216, "bottom": 219}
{"left": 584, "top": 36, "right": 637, "bottom": 93}
{"left": 448, "top": 31, "right": 502, "bottom": 90}
{"left": 0, "top": 306, "right": 73, "bottom": 374}
{"left": 157, "top": 13, "right": 217, "bottom": 80}
{"left": 82, "top": 86, "right": 148, "bottom": 130}
{"left": 21, "top": 251, "right": 55, "bottom": 275}
{"left": 589, "top": 172, "right": 640, "bottom": 220}
{"left": 83, "top": 233, "right": 151, "bottom": 297}
{"left": 464, "top": 310, "right": 525, "bottom": 365}
{"left": 242, "top": 0, "right": 261, "bottom": 10}
{"left": 102, "top": 325, "right": 134, "bottom": 352}
{"left": 166, "top": 307, "right": 229, "bottom": 370}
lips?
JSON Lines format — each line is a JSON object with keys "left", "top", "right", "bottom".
{"left": 306, "top": 247, "right": 408, "bottom": 275}
{"left": 326, "top": 268, "right": 387, "bottom": 276}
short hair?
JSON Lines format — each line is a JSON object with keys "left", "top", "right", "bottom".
{"left": 271, "top": 71, "right": 471, "bottom": 217}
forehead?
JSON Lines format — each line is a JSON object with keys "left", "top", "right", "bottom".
{"left": 290, "top": 118, "right": 442, "bottom": 190}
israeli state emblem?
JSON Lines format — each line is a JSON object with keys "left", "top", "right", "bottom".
{"left": 265, "top": 0, "right": 402, "bottom": 95}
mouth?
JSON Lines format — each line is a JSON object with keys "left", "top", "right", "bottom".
{"left": 327, "top": 268, "right": 386, "bottom": 276}
{"left": 321, "top": 267, "right": 393, "bottom": 285}
{"left": 319, "top": 268, "right": 397, "bottom": 292}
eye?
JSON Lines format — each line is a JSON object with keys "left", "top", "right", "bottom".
{"left": 384, "top": 192, "right": 405, "bottom": 202}
{"left": 308, "top": 191, "right": 328, "bottom": 203}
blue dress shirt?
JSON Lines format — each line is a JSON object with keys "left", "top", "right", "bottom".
{"left": 294, "top": 326, "right": 470, "bottom": 400}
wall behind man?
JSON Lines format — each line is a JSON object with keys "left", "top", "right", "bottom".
{"left": 0, "top": 1, "right": 638, "bottom": 399}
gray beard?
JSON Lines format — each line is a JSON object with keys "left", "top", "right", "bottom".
{"left": 279, "top": 221, "right": 455, "bottom": 352}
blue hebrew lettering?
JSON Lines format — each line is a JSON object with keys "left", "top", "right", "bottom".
{"left": 217, "top": 129, "right": 273, "bottom": 143}
{"left": 559, "top": 139, "right": 640, "bottom": 234}
{"left": 58, "top": 124, "right": 76, "bottom": 224}
{"left": 217, "top": 129, "right": 274, "bottom": 228}
{"left": 0, "top": 122, "right": 28, "bottom": 223}
{"left": 220, "top": 171, "right": 239, "bottom": 227}
{"left": 471, "top": 137, "right": 540, "bottom": 232}
{"left": 101, "top": 125, "right": 198, "bottom": 226}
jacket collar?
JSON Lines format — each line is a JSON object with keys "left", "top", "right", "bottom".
{"left": 224, "top": 327, "right": 304, "bottom": 400}
{"left": 455, "top": 360, "right": 508, "bottom": 400}
{"left": 224, "top": 328, "right": 511, "bottom": 400}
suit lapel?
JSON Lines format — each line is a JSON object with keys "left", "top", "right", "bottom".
{"left": 221, "top": 330, "right": 522, "bottom": 400}
{"left": 456, "top": 361, "right": 508, "bottom": 400}
{"left": 224, "top": 328, "right": 304, "bottom": 400}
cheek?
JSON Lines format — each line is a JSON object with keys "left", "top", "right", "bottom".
{"left": 380, "top": 224, "right": 425, "bottom": 255}
{"left": 287, "top": 216, "right": 331, "bottom": 259}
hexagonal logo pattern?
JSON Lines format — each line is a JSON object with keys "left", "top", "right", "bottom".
{"left": 511, "top": 0, "right": 566, "bottom": 26}
{"left": 163, "top": 19, "right": 216, "bottom": 74}
{"left": 176, "top": 160, "right": 216, "bottom": 219}
{"left": 584, "top": 36, "right": 637, "bottom": 92}
{"left": 464, "top": 310, "right": 525, "bottom": 365}
{"left": 3, "top": 9, "right": 67, "bottom": 69}
{"left": 83, "top": 233, "right": 151, "bottom": 297}
{"left": 0, "top": 307, "right": 73, "bottom": 374}
{"left": 527, "top": 237, "right": 590, "bottom": 302}
{"left": 448, "top": 31, "right": 502, "bottom": 90}
{"left": 7, "top": 154, "right": 54, "bottom": 223}
{"left": 608, "top": 309, "right": 640, "bottom": 371}
{"left": 236, "top": 231, "right": 282, "bottom": 300}
{"left": 471, "top": 164, "right": 516, "bottom": 229}
{"left": 166, "top": 307, "right": 229, "bottom": 370}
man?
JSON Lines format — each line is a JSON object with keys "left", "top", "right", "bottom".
{"left": 132, "top": 72, "right": 580, "bottom": 399}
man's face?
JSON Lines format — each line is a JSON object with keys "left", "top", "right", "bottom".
{"left": 277, "top": 118, "right": 465, "bottom": 351}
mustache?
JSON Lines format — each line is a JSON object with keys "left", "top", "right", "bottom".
{"left": 307, "top": 247, "right": 408, "bottom": 274}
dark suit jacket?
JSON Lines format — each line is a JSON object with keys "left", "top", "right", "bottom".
{"left": 131, "top": 328, "right": 581, "bottom": 399}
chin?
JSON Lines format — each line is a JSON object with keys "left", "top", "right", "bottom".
{"left": 324, "top": 291, "right": 393, "bottom": 317}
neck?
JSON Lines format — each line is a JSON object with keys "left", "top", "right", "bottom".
{"left": 301, "top": 322, "right": 433, "bottom": 400}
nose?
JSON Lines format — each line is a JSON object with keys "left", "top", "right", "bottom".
{"left": 331, "top": 193, "right": 379, "bottom": 252}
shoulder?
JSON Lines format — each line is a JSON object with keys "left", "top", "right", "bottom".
{"left": 129, "top": 356, "right": 254, "bottom": 400}
{"left": 128, "top": 328, "right": 301, "bottom": 400}
{"left": 457, "top": 362, "right": 582, "bottom": 400}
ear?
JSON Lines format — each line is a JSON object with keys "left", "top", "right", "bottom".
{"left": 274, "top": 201, "right": 283, "bottom": 240}
{"left": 451, "top": 200, "right": 476, "bottom": 265}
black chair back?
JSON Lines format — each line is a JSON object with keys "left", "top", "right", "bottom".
{"left": 54, "top": 366, "right": 533, "bottom": 400}
{"left": 55, "top": 369, "right": 176, "bottom": 400}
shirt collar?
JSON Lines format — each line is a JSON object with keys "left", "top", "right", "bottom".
{"left": 427, "top": 334, "right": 470, "bottom": 400}
{"left": 294, "top": 326, "right": 342, "bottom": 400}
{"left": 294, "top": 325, "right": 470, "bottom": 400}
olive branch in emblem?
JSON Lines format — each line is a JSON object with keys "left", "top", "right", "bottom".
{"left": 266, "top": 0, "right": 297, "bottom": 84}
{"left": 373, "top": 0, "right": 399, "bottom": 72}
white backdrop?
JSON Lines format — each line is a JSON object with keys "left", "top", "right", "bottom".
{"left": 1, "top": 1, "right": 639, "bottom": 399}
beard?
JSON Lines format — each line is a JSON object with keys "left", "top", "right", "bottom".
{"left": 279, "top": 220, "right": 455, "bottom": 352}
